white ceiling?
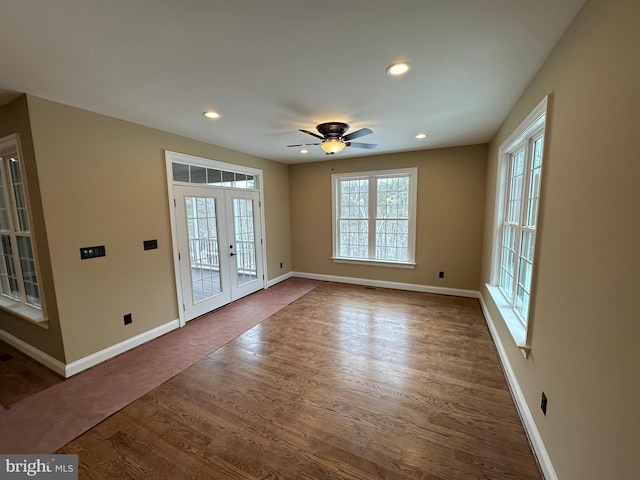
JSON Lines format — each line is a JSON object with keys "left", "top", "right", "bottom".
{"left": 0, "top": 0, "right": 585, "bottom": 164}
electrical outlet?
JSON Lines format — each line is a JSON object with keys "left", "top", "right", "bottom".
{"left": 438, "top": 271, "right": 444, "bottom": 279}
{"left": 124, "top": 313, "right": 132, "bottom": 325}
{"left": 280, "top": 262, "right": 283, "bottom": 268}
{"left": 541, "top": 392, "right": 548, "bottom": 415}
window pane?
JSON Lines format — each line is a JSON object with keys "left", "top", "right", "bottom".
{"left": 526, "top": 137, "right": 544, "bottom": 228}
{"left": 185, "top": 196, "right": 221, "bottom": 303}
{"left": 206, "top": 169, "right": 222, "bottom": 185}
{"left": 17, "top": 236, "right": 40, "bottom": 307}
{"left": 499, "top": 225, "right": 517, "bottom": 299}
{"left": 377, "top": 176, "right": 409, "bottom": 220}
{"left": 0, "top": 234, "right": 19, "bottom": 300}
{"left": 172, "top": 162, "right": 190, "bottom": 182}
{"left": 340, "top": 179, "right": 368, "bottom": 219}
{"left": 339, "top": 219, "right": 368, "bottom": 258}
{"left": 514, "top": 283, "right": 530, "bottom": 320}
{"left": 10, "top": 158, "right": 29, "bottom": 231}
{"left": 521, "top": 230, "right": 535, "bottom": 262}
{"left": 222, "top": 171, "right": 235, "bottom": 187}
{"left": 190, "top": 166, "right": 207, "bottom": 184}
{"left": 507, "top": 150, "right": 525, "bottom": 224}
{"left": 376, "top": 219, "right": 408, "bottom": 261}
{"left": 0, "top": 166, "right": 10, "bottom": 230}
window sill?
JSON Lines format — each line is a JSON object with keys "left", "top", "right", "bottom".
{"left": 0, "top": 296, "right": 48, "bottom": 328}
{"left": 485, "top": 284, "right": 529, "bottom": 358}
{"left": 331, "top": 257, "right": 416, "bottom": 269}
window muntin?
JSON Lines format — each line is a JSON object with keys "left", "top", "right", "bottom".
{"left": 0, "top": 135, "right": 41, "bottom": 310}
{"left": 333, "top": 168, "right": 416, "bottom": 266}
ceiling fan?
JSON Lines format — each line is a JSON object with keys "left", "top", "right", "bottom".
{"left": 287, "top": 122, "right": 377, "bottom": 154}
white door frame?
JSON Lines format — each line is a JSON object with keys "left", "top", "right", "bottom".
{"left": 165, "top": 150, "right": 267, "bottom": 327}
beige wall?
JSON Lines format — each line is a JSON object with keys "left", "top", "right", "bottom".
{"left": 480, "top": 0, "right": 640, "bottom": 478}
{"left": 290, "top": 145, "right": 487, "bottom": 291}
{"left": 0, "top": 96, "right": 66, "bottom": 361}
{"left": 26, "top": 96, "right": 291, "bottom": 363}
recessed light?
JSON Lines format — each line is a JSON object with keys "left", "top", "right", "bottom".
{"left": 416, "top": 133, "right": 427, "bottom": 139}
{"left": 300, "top": 148, "right": 308, "bottom": 154}
{"left": 387, "top": 62, "right": 410, "bottom": 76}
{"left": 203, "top": 111, "right": 221, "bottom": 119}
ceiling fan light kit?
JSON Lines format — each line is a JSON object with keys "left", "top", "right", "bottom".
{"left": 287, "top": 121, "right": 376, "bottom": 155}
{"left": 320, "top": 139, "right": 346, "bottom": 154}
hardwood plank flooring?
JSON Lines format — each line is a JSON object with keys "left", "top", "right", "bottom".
{"left": 0, "top": 339, "right": 63, "bottom": 409}
{"left": 57, "top": 282, "right": 541, "bottom": 479}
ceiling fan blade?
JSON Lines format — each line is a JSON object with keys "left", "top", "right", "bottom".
{"left": 299, "top": 129, "right": 324, "bottom": 140}
{"left": 346, "top": 142, "right": 377, "bottom": 149}
{"left": 343, "top": 127, "right": 373, "bottom": 141}
{"left": 287, "top": 143, "right": 320, "bottom": 147}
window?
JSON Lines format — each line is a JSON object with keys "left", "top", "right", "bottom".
{"left": 171, "top": 162, "right": 257, "bottom": 189}
{"left": 0, "top": 134, "right": 42, "bottom": 320}
{"left": 332, "top": 168, "right": 417, "bottom": 267}
{"left": 488, "top": 97, "right": 547, "bottom": 348}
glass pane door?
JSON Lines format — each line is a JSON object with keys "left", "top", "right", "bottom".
{"left": 185, "top": 196, "right": 221, "bottom": 303}
{"left": 232, "top": 197, "right": 258, "bottom": 287}
{"left": 226, "top": 190, "right": 263, "bottom": 299}
{"left": 174, "top": 186, "right": 231, "bottom": 321}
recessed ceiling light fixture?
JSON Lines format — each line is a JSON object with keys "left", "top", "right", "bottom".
{"left": 416, "top": 133, "right": 427, "bottom": 139}
{"left": 387, "top": 62, "right": 410, "bottom": 76}
{"left": 300, "top": 148, "right": 308, "bottom": 154}
{"left": 203, "top": 111, "right": 221, "bottom": 119}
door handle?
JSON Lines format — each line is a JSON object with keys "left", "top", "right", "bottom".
{"left": 230, "top": 252, "right": 236, "bottom": 257}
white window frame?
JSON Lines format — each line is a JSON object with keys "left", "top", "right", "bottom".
{"left": 331, "top": 168, "right": 417, "bottom": 268}
{"left": 0, "top": 133, "right": 46, "bottom": 324}
{"left": 487, "top": 96, "right": 548, "bottom": 354}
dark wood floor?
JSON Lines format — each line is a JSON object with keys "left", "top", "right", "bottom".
{"left": 57, "top": 282, "right": 541, "bottom": 479}
{"left": 0, "top": 339, "right": 63, "bottom": 409}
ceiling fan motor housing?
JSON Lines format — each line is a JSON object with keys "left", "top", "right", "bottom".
{"left": 317, "top": 122, "right": 349, "bottom": 138}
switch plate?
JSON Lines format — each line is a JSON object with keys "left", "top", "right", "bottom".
{"left": 80, "top": 245, "right": 106, "bottom": 259}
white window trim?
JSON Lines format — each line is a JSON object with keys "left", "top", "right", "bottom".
{"left": 0, "top": 133, "right": 46, "bottom": 326}
{"left": 487, "top": 96, "right": 548, "bottom": 356}
{"left": 331, "top": 167, "right": 417, "bottom": 268}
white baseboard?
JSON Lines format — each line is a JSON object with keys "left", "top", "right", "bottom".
{"left": 478, "top": 294, "right": 556, "bottom": 480}
{"left": 292, "top": 271, "right": 480, "bottom": 298}
{"left": 0, "top": 329, "right": 67, "bottom": 377}
{"left": 64, "top": 319, "right": 180, "bottom": 377}
{"left": 267, "top": 271, "right": 293, "bottom": 288}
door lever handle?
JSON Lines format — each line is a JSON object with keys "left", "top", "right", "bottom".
{"left": 230, "top": 252, "right": 236, "bottom": 256}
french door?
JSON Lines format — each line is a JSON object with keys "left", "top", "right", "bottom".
{"left": 174, "top": 185, "right": 264, "bottom": 321}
